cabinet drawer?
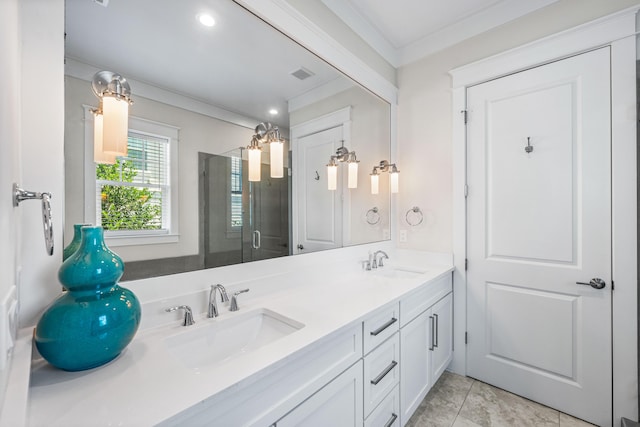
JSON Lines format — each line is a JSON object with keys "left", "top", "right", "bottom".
{"left": 400, "top": 273, "right": 452, "bottom": 327}
{"left": 363, "top": 302, "right": 399, "bottom": 354}
{"left": 364, "top": 384, "right": 400, "bottom": 427}
{"left": 364, "top": 333, "right": 400, "bottom": 416}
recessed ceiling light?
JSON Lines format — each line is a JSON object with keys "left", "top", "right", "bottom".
{"left": 197, "top": 13, "right": 215, "bottom": 27}
{"left": 269, "top": 109, "right": 278, "bottom": 115}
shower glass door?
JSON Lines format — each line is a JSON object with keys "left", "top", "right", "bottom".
{"left": 201, "top": 151, "right": 288, "bottom": 269}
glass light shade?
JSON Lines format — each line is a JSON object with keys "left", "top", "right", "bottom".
{"left": 93, "top": 112, "right": 117, "bottom": 164}
{"left": 370, "top": 173, "right": 379, "bottom": 195}
{"left": 327, "top": 164, "right": 338, "bottom": 190}
{"left": 248, "top": 146, "right": 262, "bottom": 182}
{"left": 270, "top": 140, "right": 284, "bottom": 178}
{"left": 347, "top": 162, "right": 358, "bottom": 189}
{"left": 390, "top": 170, "right": 399, "bottom": 194}
{"left": 102, "top": 96, "right": 129, "bottom": 157}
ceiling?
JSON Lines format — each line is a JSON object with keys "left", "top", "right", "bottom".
{"left": 321, "top": 0, "right": 559, "bottom": 66}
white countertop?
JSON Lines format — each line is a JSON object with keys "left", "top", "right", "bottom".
{"left": 26, "top": 253, "right": 452, "bottom": 426}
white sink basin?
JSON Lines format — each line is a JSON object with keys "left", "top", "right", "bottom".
{"left": 371, "top": 267, "right": 427, "bottom": 279}
{"left": 165, "top": 308, "right": 304, "bottom": 369}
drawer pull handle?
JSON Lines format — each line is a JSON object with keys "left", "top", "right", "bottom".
{"left": 434, "top": 313, "right": 439, "bottom": 348}
{"left": 384, "top": 413, "right": 398, "bottom": 427}
{"left": 370, "top": 317, "right": 397, "bottom": 336}
{"left": 429, "top": 315, "right": 434, "bottom": 351}
{"left": 371, "top": 360, "right": 398, "bottom": 385}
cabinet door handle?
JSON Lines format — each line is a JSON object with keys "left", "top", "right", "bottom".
{"left": 371, "top": 360, "right": 398, "bottom": 385}
{"left": 429, "top": 315, "right": 434, "bottom": 351}
{"left": 434, "top": 313, "right": 439, "bottom": 348}
{"left": 370, "top": 317, "right": 397, "bottom": 336}
{"left": 384, "top": 413, "right": 398, "bottom": 427}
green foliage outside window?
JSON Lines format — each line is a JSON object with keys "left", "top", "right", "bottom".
{"left": 97, "top": 159, "right": 162, "bottom": 230}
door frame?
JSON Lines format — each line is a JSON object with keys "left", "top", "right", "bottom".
{"left": 449, "top": 7, "right": 638, "bottom": 425}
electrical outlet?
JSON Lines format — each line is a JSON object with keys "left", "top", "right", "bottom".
{"left": 399, "top": 229, "right": 407, "bottom": 243}
{"left": 383, "top": 229, "right": 390, "bottom": 240}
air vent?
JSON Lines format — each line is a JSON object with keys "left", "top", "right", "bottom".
{"left": 290, "top": 67, "right": 315, "bottom": 81}
{"left": 93, "top": 0, "right": 109, "bottom": 7}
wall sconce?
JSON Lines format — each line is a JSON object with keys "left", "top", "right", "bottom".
{"left": 247, "top": 122, "right": 285, "bottom": 182}
{"left": 91, "top": 71, "right": 133, "bottom": 162}
{"left": 370, "top": 160, "right": 400, "bottom": 194}
{"left": 327, "top": 145, "right": 358, "bottom": 190}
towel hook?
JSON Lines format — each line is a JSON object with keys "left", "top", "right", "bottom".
{"left": 525, "top": 137, "right": 534, "bottom": 154}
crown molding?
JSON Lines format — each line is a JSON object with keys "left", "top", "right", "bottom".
{"left": 321, "top": 0, "right": 559, "bottom": 67}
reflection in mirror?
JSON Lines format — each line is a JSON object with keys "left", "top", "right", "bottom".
{"left": 64, "top": 0, "right": 391, "bottom": 280}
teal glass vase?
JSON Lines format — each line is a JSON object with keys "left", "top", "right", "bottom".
{"left": 62, "top": 223, "right": 92, "bottom": 261}
{"left": 35, "top": 226, "right": 141, "bottom": 371}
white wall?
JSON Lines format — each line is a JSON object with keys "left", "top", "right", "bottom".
{"left": 396, "top": 0, "right": 640, "bottom": 253}
{"left": 18, "top": 0, "right": 65, "bottom": 328}
{"left": 65, "top": 76, "right": 254, "bottom": 262}
{"left": 0, "top": 0, "right": 22, "bottom": 412}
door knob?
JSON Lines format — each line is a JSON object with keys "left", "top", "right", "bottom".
{"left": 576, "top": 278, "right": 606, "bottom": 289}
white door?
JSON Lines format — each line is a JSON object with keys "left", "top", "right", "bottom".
{"left": 296, "top": 126, "right": 343, "bottom": 253}
{"left": 466, "top": 47, "right": 612, "bottom": 426}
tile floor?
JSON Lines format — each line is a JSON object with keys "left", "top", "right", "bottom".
{"left": 406, "top": 372, "right": 596, "bottom": 427}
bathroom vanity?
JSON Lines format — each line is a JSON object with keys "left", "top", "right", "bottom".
{"left": 25, "top": 249, "right": 452, "bottom": 426}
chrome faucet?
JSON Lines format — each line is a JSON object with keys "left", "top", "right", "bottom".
{"left": 230, "top": 289, "right": 250, "bottom": 312}
{"left": 208, "top": 284, "right": 229, "bottom": 318}
{"left": 374, "top": 250, "right": 389, "bottom": 268}
{"left": 165, "top": 305, "right": 195, "bottom": 326}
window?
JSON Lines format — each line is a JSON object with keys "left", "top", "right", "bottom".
{"left": 96, "top": 130, "right": 168, "bottom": 232}
{"left": 230, "top": 156, "right": 243, "bottom": 228}
{"left": 84, "top": 107, "right": 179, "bottom": 246}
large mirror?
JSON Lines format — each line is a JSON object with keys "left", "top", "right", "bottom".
{"left": 64, "top": 0, "right": 391, "bottom": 280}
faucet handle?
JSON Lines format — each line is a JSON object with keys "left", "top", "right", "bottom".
{"left": 165, "top": 305, "right": 195, "bottom": 326}
{"left": 230, "top": 289, "right": 250, "bottom": 312}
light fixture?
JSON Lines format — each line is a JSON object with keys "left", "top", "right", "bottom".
{"left": 91, "top": 103, "right": 116, "bottom": 164}
{"left": 91, "top": 71, "right": 133, "bottom": 161}
{"left": 246, "top": 123, "right": 285, "bottom": 182}
{"left": 269, "top": 109, "right": 278, "bottom": 115}
{"left": 197, "top": 13, "right": 215, "bottom": 27}
{"left": 327, "top": 144, "right": 358, "bottom": 190}
{"left": 370, "top": 168, "right": 380, "bottom": 195}
{"left": 370, "top": 160, "right": 400, "bottom": 194}
{"left": 327, "top": 158, "right": 338, "bottom": 191}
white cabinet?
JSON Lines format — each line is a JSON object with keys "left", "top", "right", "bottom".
{"left": 399, "top": 273, "right": 453, "bottom": 426}
{"left": 431, "top": 292, "right": 453, "bottom": 380}
{"left": 275, "top": 361, "right": 363, "bottom": 427}
{"left": 364, "top": 333, "right": 400, "bottom": 415}
{"left": 399, "top": 309, "right": 432, "bottom": 423}
{"left": 363, "top": 302, "right": 400, "bottom": 354}
{"left": 365, "top": 384, "right": 400, "bottom": 427}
